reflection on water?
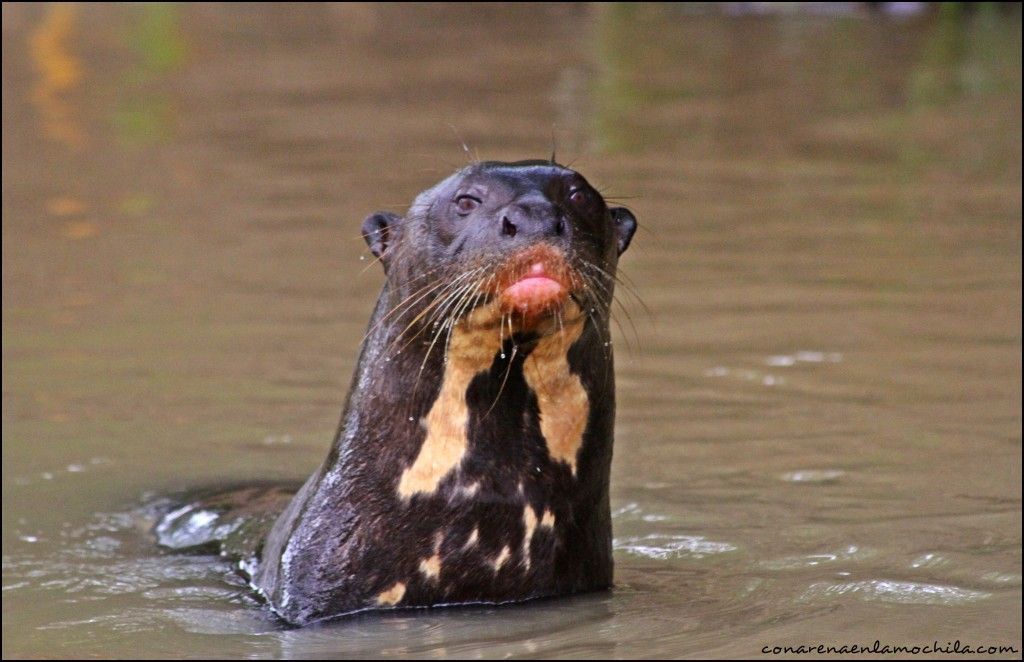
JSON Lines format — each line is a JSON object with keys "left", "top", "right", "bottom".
{"left": 28, "top": 3, "right": 84, "bottom": 148}
{"left": 2, "top": 3, "right": 1021, "bottom": 658}
{"left": 114, "top": 3, "right": 186, "bottom": 146}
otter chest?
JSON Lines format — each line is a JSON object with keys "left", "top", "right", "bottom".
{"left": 373, "top": 307, "right": 596, "bottom": 608}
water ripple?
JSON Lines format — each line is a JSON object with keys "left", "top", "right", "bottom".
{"left": 765, "top": 351, "right": 843, "bottom": 367}
{"left": 779, "top": 469, "right": 845, "bottom": 483}
{"left": 611, "top": 502, "right": 671, "bottom": 522}
{"left": 799, "top": 580, "right": 992, "bottom": 606}
{"left": 761, "top": 545, "right": 875, "bottom": 570}
{"left": 613, "top": 534, "right": 738, "bottom": 560}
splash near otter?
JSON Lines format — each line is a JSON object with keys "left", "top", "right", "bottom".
{"left": 156, "top": 160, "right": 637, "bottom": 625}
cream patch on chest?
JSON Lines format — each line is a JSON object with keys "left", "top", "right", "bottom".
{"left": 397, "top": 298, "right": 589, "bottom": 498}
{"left": 376, "top": 581, "right": 406, "bottom": 606}
{"left": 418, "top": 532, "right": 444, "bottom": 581}
{"left": 397, "top": 304, "right": 504, "bottom": 498}
{"left": 523, "top": 315, "right": 589, "bottom": 474}
{"left": 521, "top": 505, "right": 558, "bottom": 570}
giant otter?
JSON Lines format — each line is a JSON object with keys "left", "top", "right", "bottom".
{"left": 155, "top": 160, "right": 637, "bottom": 625}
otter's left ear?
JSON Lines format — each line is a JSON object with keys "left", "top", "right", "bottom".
{"left": 361, "top": 211, "right": 401, "bottom": 267}
{"left": 610, "top": 207, "right": 637, "bottom": 255}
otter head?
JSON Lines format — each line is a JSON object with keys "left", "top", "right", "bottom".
{"left": 361, "top": 160, "right": 637, "bottom": 341}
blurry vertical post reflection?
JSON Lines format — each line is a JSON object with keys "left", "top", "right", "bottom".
{"left": 113, "top": 3, "right": 187, "bottom": 146}
{"left": 28, "top": 3, "right": 85, "bottom": 149}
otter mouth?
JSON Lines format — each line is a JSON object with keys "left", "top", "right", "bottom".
{"left": 492, "top": 244, "right": 579, "bottom": 323}
{"left": 501, "top": 264, "right": 565, "bottom": 312}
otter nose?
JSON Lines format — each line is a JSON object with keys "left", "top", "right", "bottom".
{"left": 499, "top": 195, "right": 566, "bottom": 240}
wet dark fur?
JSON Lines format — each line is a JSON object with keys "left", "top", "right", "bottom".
{"left": 166, "top": 161, "right": 637, "bottom": 625}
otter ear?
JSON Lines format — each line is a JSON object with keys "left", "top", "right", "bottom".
{"left": 361, "top": 212, "right": 401, "bottom": 264}
{"left": 610, "top": 207, "right": 637, "bottom": 255}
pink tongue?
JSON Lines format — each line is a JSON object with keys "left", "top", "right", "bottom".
{"left": 503, "top": 263, "right": 564, "bottom": 311}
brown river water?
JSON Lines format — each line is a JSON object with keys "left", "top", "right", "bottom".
{"left": 2, "top": 4, "right": 1021, "bottom": 659}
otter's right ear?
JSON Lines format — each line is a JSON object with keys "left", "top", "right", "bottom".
{"left": 361, "top": 212, "right": 401, "bottom": 264}
{"left": 610, "top": 207, "right": 637, "bottom": 255}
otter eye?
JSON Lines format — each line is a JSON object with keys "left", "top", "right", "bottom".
{"left": 454, "top": 195, "right": 481, "bottom": 215}
{"left": 569, "top": 188, "right": 589, "bottom": 205}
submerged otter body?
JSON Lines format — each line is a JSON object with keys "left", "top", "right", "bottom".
{"left": 157, "top": 160, "right": 637, "bottom": 625}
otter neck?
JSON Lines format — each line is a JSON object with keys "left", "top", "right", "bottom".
{"left": 343, "top": 288, "right": 608, "bottom": 502}
{"left": 394, "top": 299, "right": 592, "bottom": 499}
